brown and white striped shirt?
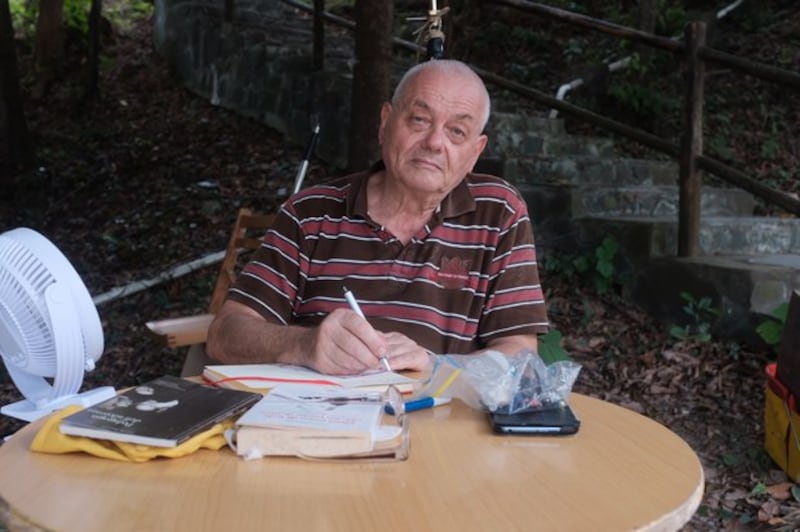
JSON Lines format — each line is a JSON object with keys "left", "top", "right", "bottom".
{"left": 228, "top": 167, "right": 549, "bottom": 355}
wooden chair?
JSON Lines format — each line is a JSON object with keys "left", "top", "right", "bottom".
{"left": 146, "top": 207, "right": 276, "bottom": 375}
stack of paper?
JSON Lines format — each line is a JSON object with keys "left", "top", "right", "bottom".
{"left": 233, "top": 384, "right": 404, "bottom": 459}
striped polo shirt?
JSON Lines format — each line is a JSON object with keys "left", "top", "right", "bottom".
{"left": 228, "top": 167, "right": 549, "bottom": 355}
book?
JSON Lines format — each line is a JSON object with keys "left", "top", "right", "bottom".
{"left": 202, "top": 363, "right": 419, "bottom": 395}
{"left": 233, "top": 383, "right": 404, "bottom": 458}
{"left": 59, "top": 375, "right": 262, "bottom": 448}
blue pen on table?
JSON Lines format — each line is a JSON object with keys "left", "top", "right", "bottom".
{"left": 342, "top": 286, "right": 392, "bottom": 372}
{"left": 385, "top": 396, "right": 452, "bottom": 415}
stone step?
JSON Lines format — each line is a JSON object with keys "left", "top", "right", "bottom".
{"left": 486, "top": 133, "right": 615, "bottom": 158}
{"left": 484, "top": 113, "right": 613, "bottom": 158}
{"left": 574, "top": 185, "right": 755, "bottom": 218}
{"left": 537, "top": 212, "right": 800, "bottom": 343}
{"left": 575, "top": 215, "right": 800, "bottom": 259}
{"left": 487, "top": 112, "right": 566, "bottom": 137}
{"left": 633, "top": 253, "right": 800, "bottom": 345}
{"left": 518, "top": 185, "right": 755, "bottom": 255}
{"left": 507, "top": 156, "right": 678, "bottom": 186}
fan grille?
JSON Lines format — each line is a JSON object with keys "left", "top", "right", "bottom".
{"left": 0, "top": 235, "right": 55, "bottom": 373}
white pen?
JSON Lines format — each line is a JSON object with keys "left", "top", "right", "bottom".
{"left": 342, "top": 286, "right": 392, "bottom": 372}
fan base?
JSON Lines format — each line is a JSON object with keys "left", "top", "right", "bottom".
{"left": 1, "top": 386, "right": 117, "bottom": 422}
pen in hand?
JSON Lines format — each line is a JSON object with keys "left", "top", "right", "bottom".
{"left": 342, "top": 286, "right": 392, "bottom": 372}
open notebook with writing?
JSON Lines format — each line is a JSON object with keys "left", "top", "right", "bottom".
{"left": 203, "top": 363, "right": 418, "bottom": 394}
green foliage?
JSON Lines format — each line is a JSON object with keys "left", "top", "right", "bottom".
{"left": 64, "top": 0, "right": 91, "bottom": 35}
{"left": 593, "top": 235, "right": 618, "bottom": 294}
{"left": 756, "top": 301, "right": 789, "bottom": 347}
{"left": 10, "top": 0, "right": 154, "bottom": 39}
{"left": 105, "top": 0, "right": 153, "bottom": 30}
{"left": 574, "top": 236, "right": 619, "bottom": 295}
{"left": 607, "top": 82, "right": 678, "bottom": 118}
{"left": 562, "top": 38, "right": 584, "bottom": 62}
{"left": 750, "top": 481, "right": 768, "bottom": 496}
{"left": 606, "top": 52, "right": 680, "bottom": 121}
{"left": 538, "top": 329, "right": 571, "bottom": 364}
{"left": 543, "top": 236, "right": 621, "bottom": 296}
{"left": 705, "top": 135, "right": 735, "bottom": 161}
{"left": 9, "top": 0, "right": 36, "bottom": 37}
{"left": 9, "top": 0, "right": 91, "bottom": 37}
{"left": 655, "top": 3, "right": 687, "bottom": 37}
{"left": 668, "top": 292, "right": 720, "bottom": 342}
{"left": 760, "top": 137, "right": 780, "bottom": 160}
{"left": 476, "top": 21, "right": 549, "bottom": 61}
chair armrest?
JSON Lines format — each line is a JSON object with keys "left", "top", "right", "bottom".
{"left": 146, "top": 314, "right": 214, "bottom": 348}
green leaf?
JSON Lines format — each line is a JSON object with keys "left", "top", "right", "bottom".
{"left": 596, "top": 260, "right": 614, "bottom": 279}
{"left": 572, "top": 255, "right": 590, "bottom": 273}
{"left": 600, "top": 236, "right": 619, "bottom": 256}
{"left": 539, "top": 329, "right": 571, "bottom": 364}
{"left": 756, "top": 319, "right": 784, "bottom": 346}
{"left": 771, "top": 302, "right": 790, "bottom": 323}
{"left": 695, "top": 332, "right": 711, "bottom": 342}
{"left": 669, "top": 325, "right": 688, "bottom": 339}
{"left": 750, "top": 482, "right": 768, "bottom": 496}
{"left": 721, "top": 453, "right": 740, "bottom": 466}
{"left": 594, "top": 277, "right": 609, "bottom": 295}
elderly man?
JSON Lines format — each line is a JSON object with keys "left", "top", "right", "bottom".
{"left": 206, "top": 59, "right": 548, "bottom": 375}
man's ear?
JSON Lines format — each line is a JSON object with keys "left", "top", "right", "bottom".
{"left": 476, "top": 134, "right": 488, "bottom": 155}
{"left": 469, "top": 134, "right": 489, "bottom": 170}
{"left": 378, "top": 102, "right": 392, "bottom": 145}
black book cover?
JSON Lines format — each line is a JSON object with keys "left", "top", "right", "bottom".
{"left": 59, "top": 375, "right": 261, "bottom": 447}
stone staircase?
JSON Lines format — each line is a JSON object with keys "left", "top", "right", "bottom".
{"left": 482, "top": 112, "right": 800, "bottom": 344}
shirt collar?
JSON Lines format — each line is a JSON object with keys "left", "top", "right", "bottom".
{"left": 347, "top": 161, "right": 476, "bottom": 221}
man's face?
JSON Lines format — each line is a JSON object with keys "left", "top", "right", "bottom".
{"left": 378, "top": 69, "right": 488, "bottom": 198}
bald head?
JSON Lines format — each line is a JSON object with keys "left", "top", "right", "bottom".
{"left": 391, "top": 60, "right": 491, "bottom": 133}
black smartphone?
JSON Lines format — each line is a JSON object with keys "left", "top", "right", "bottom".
{"left": 490, "top": 403, "right": 581, "bottom": 435}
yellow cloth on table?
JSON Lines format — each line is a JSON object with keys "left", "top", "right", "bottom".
{"left": 30, "top": 405, "right": 232, "bottom": 463}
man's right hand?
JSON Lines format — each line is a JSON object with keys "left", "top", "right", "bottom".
{"left": 306, "top": 308, "right": 389, "bottom": 375}
{"left": 207, "top": 301, "right": 392, "bottom": 375}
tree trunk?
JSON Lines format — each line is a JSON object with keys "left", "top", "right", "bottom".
{"left": 0, "top": 0, "right": 33, "bottom": 187}
{"left": 347, "top": 0, "right": 393, "bottom": 172}
{"left": 34, "top": 0, "right": 64, "bottom": 95}
{"left": 639, "top": 0, "right": 657, "bottom": 34}
{"left": 84, "top": 0, "right": 102, "bottom": 99}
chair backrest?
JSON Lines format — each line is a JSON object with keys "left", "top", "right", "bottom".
{"left": 207, "top": 208, "right": 276, "bottom": 314}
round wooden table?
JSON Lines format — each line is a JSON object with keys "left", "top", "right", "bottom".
{"left": 0, "top": 393, "right": 703, "bottom": 531}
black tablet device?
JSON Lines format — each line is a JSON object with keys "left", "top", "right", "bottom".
{"left": 490, "top": 403, "right": 581, "bottom": 435}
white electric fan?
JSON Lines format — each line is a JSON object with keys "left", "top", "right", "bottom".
{"left": 0, "top": 227, "right": 116, "bottom": 422}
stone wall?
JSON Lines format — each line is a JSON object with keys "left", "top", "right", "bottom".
{"left": 152, "top": 0, "right": 355, "bottom": 168}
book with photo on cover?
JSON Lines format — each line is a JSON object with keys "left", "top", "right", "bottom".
{"left": 203, "top": 363, "right": 419, "bottom": 394}
{"left": 59, "top": 375, "right": 261, "bottom": 448}
{"left": 233, "top": 383, "right": 405, "bottom": 458}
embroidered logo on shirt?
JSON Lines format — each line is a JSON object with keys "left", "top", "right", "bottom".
{"left": 438, "top": 257, "right": 470, "bottom": 289}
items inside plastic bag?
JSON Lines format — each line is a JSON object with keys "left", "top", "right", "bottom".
{"left": 420, "top": 349, "right": 581, "bottom": 414}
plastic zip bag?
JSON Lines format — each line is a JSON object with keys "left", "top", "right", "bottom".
{"left": 422, "top": 349, "right": 581, "bottom": 413}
